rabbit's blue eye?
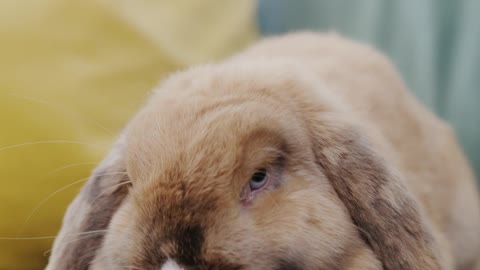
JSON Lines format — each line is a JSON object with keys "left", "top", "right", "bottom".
{"left": 249, "top": 168, "right": 268, "bottom": 190}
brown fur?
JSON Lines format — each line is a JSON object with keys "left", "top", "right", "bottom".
{"left": 46, "top": 32, "right": 480, "bottom": 270}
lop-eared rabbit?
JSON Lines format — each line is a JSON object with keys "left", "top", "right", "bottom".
{"left": 46, "top": 33, "right": 480, "bottom": 270}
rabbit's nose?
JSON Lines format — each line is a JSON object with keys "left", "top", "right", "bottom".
{"left": 160, "top": 260, "right": 184, "bottom": 270}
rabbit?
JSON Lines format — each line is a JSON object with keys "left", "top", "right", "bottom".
{"left": 45, "top": 32, "right": 480, "bottom": 270}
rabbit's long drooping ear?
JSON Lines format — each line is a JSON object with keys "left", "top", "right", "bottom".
{"left": 309, "top": 120, "right": 442, "bottom": 270}
{"left": 46, "top": 135, "right": 129, "bottom": 270}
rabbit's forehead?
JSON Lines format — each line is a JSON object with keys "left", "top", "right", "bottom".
{"left": 125, "top": 94, "right": 303, "bottom": 183}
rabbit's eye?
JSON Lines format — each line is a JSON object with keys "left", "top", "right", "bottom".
{"left": 249, "top": 168, "right": 268, "bottom": 191}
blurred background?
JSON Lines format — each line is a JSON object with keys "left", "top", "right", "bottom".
{"left": 0, "top": 0, "right": 478, "bottom": 269}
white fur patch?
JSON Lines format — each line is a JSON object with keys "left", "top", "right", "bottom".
{"left": 160, "top": 260, "right": 184, "bottom": 270}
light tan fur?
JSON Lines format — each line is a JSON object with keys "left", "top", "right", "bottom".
{"left": 46, "top": 32, "right": 480, "bottom": 270}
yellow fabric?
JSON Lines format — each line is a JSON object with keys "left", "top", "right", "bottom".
{"left": 0, "top": 1, "right": 256, "bottom": 268}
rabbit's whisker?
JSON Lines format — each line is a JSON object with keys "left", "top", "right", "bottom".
{"left": 17, "top": 172, "right": 127, "bottom": 236}
{"left": 90, "top": 179, "right": 131, "bottom": 204}
{"left": 43, "top": 230, "right": 108, "bottom": 256}
{"left": 0, "top": 236, "right": 57, "bottom": 240}
{"left": 0, "top": 230, "right": 107, "bottom": 241}
{"left": 46, "top": 161, "right": 98, "bottom": 176}
{"left": 0, "top": 140, "right": 104, "bottom": 153}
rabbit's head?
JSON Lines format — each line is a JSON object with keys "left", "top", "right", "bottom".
{"left": 47, "top": 62, "right": 441, "bottom": 270}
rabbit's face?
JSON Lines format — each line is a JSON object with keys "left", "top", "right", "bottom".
{"left": 90, "top": 66, "right": 378, "bottom": 269}
{"left": 47, "top": 36, "right": 447, "bottom": 270}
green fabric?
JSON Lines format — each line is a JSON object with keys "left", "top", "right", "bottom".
{"left": 258, "top": 0, "right": 480, "bottom": 180}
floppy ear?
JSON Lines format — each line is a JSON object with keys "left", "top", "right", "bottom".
{"left": 309, "top": 119, "right": 443, "bottom": 270}
{"left": 46, "top": 135, "right": 130, "bottom": 270}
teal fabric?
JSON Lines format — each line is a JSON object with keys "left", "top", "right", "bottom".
{"left": 257, "top": 0, "right": 480, "bottom": 180}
